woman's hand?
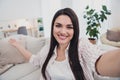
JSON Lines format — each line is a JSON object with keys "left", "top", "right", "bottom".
{"left": 9, "top": 38, "right": 21, "bottom": 47}
{"left": 9, "top": 38, "right": 32, "bottom": 61}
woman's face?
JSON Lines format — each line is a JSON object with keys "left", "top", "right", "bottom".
{"left": 53, "top": 15, "right": 74, "bottom": 45}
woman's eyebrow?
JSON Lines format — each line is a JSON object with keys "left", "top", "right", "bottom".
{"left": 67, "top": 24, "right": 73, "bottom": 27}
{"left": 54, "top": 22, "right": 73, "bottom": 26}
{"left": 54, "top": 22, "right": 61, "bottom": 25}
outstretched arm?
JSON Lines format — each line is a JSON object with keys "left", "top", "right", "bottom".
{"left": 96, "top": 49, "right": 120, "bottom": 77}
{"left": 9, "top": 38, "right": 32, "bottom": 61}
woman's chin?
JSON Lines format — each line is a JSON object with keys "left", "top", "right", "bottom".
{"left": 58, "top": 41, "right": 69, "bottom": 45}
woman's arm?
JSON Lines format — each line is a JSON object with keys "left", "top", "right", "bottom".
{"left": 9, "top": 38, "right": 32, "bottom": 61}
{"left": 96, "top": 49, "right": 120, "bottom": 77}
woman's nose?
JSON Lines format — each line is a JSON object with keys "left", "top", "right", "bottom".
{"left": 60, "top": 28, "right": 67, "bottom": 34}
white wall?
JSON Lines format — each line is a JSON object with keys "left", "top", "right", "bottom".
{"left": 0, "top": 0, "right": 41, "bottom": 21}
{"left": 41, "top": 0, "right": 61, "bottom": 38}
{"left": 73, "top": 0, "right": 92, "bottom": 38}
{"left": 42, "top": 0, "right": 119, "bottom": 38}
{"left": 110, "top": 0, "right": 120, "bottom": 28}
{"left": 61, "top": 0, "right": 72, "bottom": 8}
{"left": 0, "top": 0, "right": 119, "bottom": 38}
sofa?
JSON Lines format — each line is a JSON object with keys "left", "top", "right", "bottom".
{"left": 100, "top": 27, "right": 120, "bottom": 47}
{"left": 0, "top": 35, "right": 49, "bottom": 80}
{"left": 0, "top": 35, "right": 120, "bottom": 80}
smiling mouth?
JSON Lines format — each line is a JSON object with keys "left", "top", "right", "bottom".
{"left": 58, "top": 35, "right": 67, "bottom": 40}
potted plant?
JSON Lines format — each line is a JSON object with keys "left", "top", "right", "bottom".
{"left": 83, "top": 5, "right": 111, "bottom": 44}
{"left": 37, "top": 18, "right": 44, "bottom": 37}
{"left": 37, "top": 18, "right": 42, "bottom": 24}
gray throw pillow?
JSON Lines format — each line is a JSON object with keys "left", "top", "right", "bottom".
{"left": 107, "top": 29, "right": 120, "bottom": 42}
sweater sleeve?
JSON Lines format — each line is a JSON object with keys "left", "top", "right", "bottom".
{"left": 79, "top": 38, "right": 118, "bottom": 79}
{"left": 78, "top": 38, "right": 104, "bottom": 74}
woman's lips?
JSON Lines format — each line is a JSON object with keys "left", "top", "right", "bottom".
{"left": 58, "top": 35, "right": 67, "bottom": 40}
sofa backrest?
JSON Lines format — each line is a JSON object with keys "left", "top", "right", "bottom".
{"left": 25, "top": 36, "right": 47, "bottom": 54}
{"left": 2, "top": 34, "right": 49, "bottom": 54}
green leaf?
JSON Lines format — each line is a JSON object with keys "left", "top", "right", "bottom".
{"left": 103, "top": 14, "right": 107, "bottom": 20}
{"left": 105, "top": 11, "right": 111, "bottom": 15}
{"left": 100, "top": 11, "right": 105, "bottom": 14}
{"left": 37, "top": 18, "right": 42, "bottom": 23}
{"left": 86, "top": 5, "right": 89, "bottom": 9}
{"left": 86, "top": 26, "right": 91, "bottom": 31}
{"left": 94, "top": 13, "right": 98, "bottom": 19}
{"left": 87, "top": 9, "right": 95, "bottom": 15}
{"left": 87, "top": 17, "right": 90, "bottom": 20}
{"left": 86, "top": 30, "right": 89, "bottom": 35}
{"left": 87, "top": 21, "right": 91, "bottom": 24}
{"left": 91, "top": 23, "right": 97, "bottom": 27}
{"left": 102, "top": 5, "right": 107, "bottom": 12}
{"left": 96, "top": 23, "right": 100, "bottom": 27}
{"left": 83, "top": 15, "right": 86, "bottom": 18}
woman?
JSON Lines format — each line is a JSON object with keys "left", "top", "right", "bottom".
{"left": 9, "top": 8, "right": 120, "bottom": 80}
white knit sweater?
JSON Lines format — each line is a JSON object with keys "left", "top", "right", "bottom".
{"left": 29, "top": 38, "right": 104, "bottom": 80}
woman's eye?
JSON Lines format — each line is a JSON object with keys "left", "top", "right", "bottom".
{"left": 67, "top": 26, "right": 73, "bottom": 29}
{"left": 56, "top": 25, "right": 61, "bottom": 27}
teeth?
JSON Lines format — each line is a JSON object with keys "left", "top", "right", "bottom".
{"left": 59, "top": 35, "right": 66, "bottom": 40}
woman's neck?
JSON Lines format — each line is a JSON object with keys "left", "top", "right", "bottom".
{"left": 55, "top": 43, "right": 69, "bottom": 61}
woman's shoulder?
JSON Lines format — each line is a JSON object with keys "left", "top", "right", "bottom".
{"left": 78, "top": 37, "right": 95, "bottom": 52}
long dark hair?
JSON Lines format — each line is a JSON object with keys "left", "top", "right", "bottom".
{"left": 42, "top": 8, "right": 85, "bottom": 80}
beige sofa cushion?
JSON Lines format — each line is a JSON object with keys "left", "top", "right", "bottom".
{"left": 0, "top": 63, "right": 39, "bottom": 80}
{"left": 0, "top": 40, "right": 26, "bottom": 66}
{"left": 100, "top": 34, "right": 120, "bottom": 47}
{"left": 100, "top": 27, "right": 120, "bottom": 47}
{"left": 0, "top": 64, "right": 14, "bottom": 75}
{"left": 0, "top": 37, "right": 26, "bottom": 74}
{"left": 0, "top": 35, "right": 47, "bottom": 75}
{"left": 25, "top": 36, "right": 46, "bottom": 54}
{"left": 3, "top": 34, "right": 46, "bottom": 54}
